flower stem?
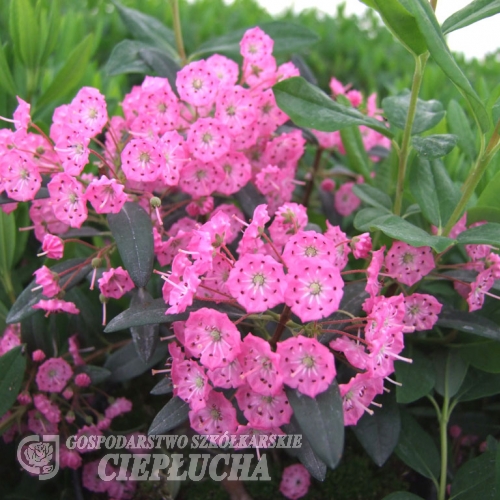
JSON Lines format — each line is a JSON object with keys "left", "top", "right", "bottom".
{"left": 393, "top": 52, "right": 429, "bottom": 216}
{"left": 302, "top": 147, "right": 323, "bottom": 207}
{"left": 170, "top": 0, "right": 187, "bottom": 66}
{"left": 439, "top": 393, "right": 450, "bottom": 500}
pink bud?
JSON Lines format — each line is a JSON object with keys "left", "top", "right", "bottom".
{"left": 32, "top": 349, "right": 46, "bottom": 362}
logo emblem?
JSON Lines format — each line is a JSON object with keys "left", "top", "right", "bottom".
{"left": 17, "top": 435, "right": 60, "bottom": 480}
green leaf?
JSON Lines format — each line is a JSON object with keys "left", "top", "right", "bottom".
{"left": 111, "top": 0, "right": 178, "bottom": 59}
{"left": 383, "top": 493, "right": 425, "bottom": 500}
{"left": 468, "top": 169, "right": 500, "bottom": 224}
{"left": 382, "top": 93, "right": 445, "bottom": 134}
{"left": 353, "top": 207, "right": 455, "bottom": 252}
{"left": 403, "top": 0, "right": 490, "bottom": 133}
{"left": 493, "top": 96, "right": 500, "bottom": 125}
{"left": 107, "top": 202, "right": 154, "bottom": 288}
{"left": 395, "top": 410, "right": 440, "bottom": 483}
{"left": 0, "top": 43, "right": 17, "bottom": 97}
{"left": 352, "top": 184, "right": 392, "bottom": 211}
{"left": 36, "top": 34, "right": 95, "bottom": 110}
{"left": 234, "top": 182, "right": 267, "bottom": 220}
{"left": 104, "top": 341, "right": 169, "bottom": 383}
{"left": 447, "top": 100, "right": 477, "bottom": 160}
{"left": 395, "top": 348, "right": 436, "bottom": 404}
{"left": 129, "top": 288, "right": 159, "bottom": 364}
{"left": 363, "top": 0, "right": 427, "bottom": 55}
{"left": 432, "top": 349, "right": 469, "bottom": 398}
{"left": 7, "top": 258, "right": 92, "bottom": 324}
{"left": 105, "top": 299, "right": 243, "bottom": 333}
{"left": 0, "top": 211, "right": 16, "bottom": 275}
{"left": 450, "top": 451, "right": 496, "bottom": 499}
{"left": 0, "top": 346, "right": 26, "bottom": 418}
{"left": 272, "top": 77, "right": 393, "bottom": 138}
{"left": 339, "top": 125, "right": 373, "bottom": 182}
{"left": 442, "top": 0, "right": 500, "bottom": 35}
{"left": 150, "top": 377, "right": 173, "bottom": 396}
{"left": 455, "top": 367, "right": 500, "bottom": 402}
{"left": 437, "top": 307, "right": 500, "bottom": 341}
{"left": 352, "top": 391, "right": 400, "bottom": 467}
{"left": 77, "top": 365, "right": 111, "bottom": 384}
{"left": 104, "top": 40, "right": 151, "bottom": 76}
{"left": 0, "top": 300, "right": 8, "bottom": 332}
{"left": 191, "top": 21, "right": 319, "bottom": 59}
{"left": 148, "top": 397, "right": 189, "bottom": 436}
{"left": 412, "top": 134, "right": 458, "bottom": 159}
{"left": 286, "top": 381, "right": 344, "bottom": 469}
{"left": 459, "top": 340, "right": 500, "bottom": 373}
{"left": 138, "top": 47, "right": 180, "bottom": 92}
{"left": 457, "top": 222, "right": 500, "bottom": 247}
{"left": 409, "top": 157, "right": 461, "bottom": 228}
{"left": 9, "top": 0, "right": 39, "bottom": 69}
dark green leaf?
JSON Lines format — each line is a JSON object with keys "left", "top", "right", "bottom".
{"left": 150, "top": 377, "right": 173, "bottom": 396}
{"left": 104, "top": 40, "right": 151, "bottom": 76}
{"left": 450, "top": 451, "right": 496, "bottom": 499}
{"left": 36, "top": 35, "right": 95, "bottom": 110}
{"left": 7, "top": 258, "right": 92, "bottom": 324}
{"left": 412, "top": 134, "right": 458, "bottom": 158}
{"left": 286, "top": 381, "right": 344, "bottom": 469}
{"left": 0, "top": 211, "right": 16, "bottom": 275}
{"left": 339, "top": 125, "right": 373, "bottom": 182}
{"left": 409, "top": 157, "right": 461, "bottom": 228}
{"left": 395, "top": 348, "right": 436, "bottom": 403}
{"left": 383, "top": 493, "right": 425, "bottom": 500}
{"left": 395, "top": 410, "right": 440, "bottom": 482}
{"left": 148, "top": 396, "right": 189, "bottom": 435}
{"left": 273, "top": 77, "right": 393, "bottom": 138}
{"left": 437, "top": 307, "right": 500, "bottom": 341}
{"left": 104, "top": 341, "right": 169, "bottom": 383}
{"left": 107, "top": 202, "right": 154, "bottom": 288}
{"left": 0, "top": 300, "right": 8, "bottom": 332}
{"left": 442, "top": 0, "right": 500, "bottom": 35}
{"left": 459, "top": 341, "right": 500, "bottom": 373}
{"left": 456, "top": 367, "right": 500, "bottom": 402}
{"left": 354, "top": 207, "right": 454, "bottom": 252}
{"left": 0, "top": 346, "right": 26, "bottom": 418}
{"left": 353, "top": 184, "right": 392, "bottom": 211}
{"left": 139, "top": 47, "right": 180, "bottom": 92}
{"left": 282, "top": 414, "right": 327, "bottom": 481}
{"left": 21, "top": 311, "right": 52, "bottom": 356}
{"left": 130, "top": 288, "right": 159, "bottom": 363}
{"left": 457, "top": 222, "right": 500, "bottom": 246}
{"left": 191, "top": 21, "right": 319, "bottom": 59}
{"left": 353, "top": 391, "right": 400, "bottom": 466}
{"left": 234, "top": 182, "right": 267, "bottom": 219}
{"left": 432, "top": 349, "right": 469, "bottom": 398}
{"left": 447, "top": 100, "right": 476, "bottom": 160}
{"left": 382, "top": 93, "right": 445, "bottom": 135}
{"left": 403, "top": 0, "right": 490, "bottom": 133}
{"left": 77, "top": 365, "right": 111, "bottom": 384}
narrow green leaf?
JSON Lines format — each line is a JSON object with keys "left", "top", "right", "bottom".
{"left": 457, "top": 222, "right": 500, "bottom": 246}
{"left": 273, "top": 77, "right": 393, "bottom": 138}
{"left": 409, "top": 157, "right": 461, "bottom": 228}
{"left": 37, "top": 0, "right": 61, "bottom": 66}
{"left": 352, "top": 184, "right": 392, "bottom": 211}
{"left": 447, "top": 100, "right": 477, "bottom": 160}
{"left": 442, "top": 0, "right": 500, "bottom": 35}
{"left": 395, "top": 410, "right": 440, "bottom": 482}
{"left": 0, "top": 211, "right": 16, "bottom": 275}
{"left": 9, "top": 0, "right": 39, "bottom": 69}
{"left": 0, "top": 300, "right": 8, "bottom": 332}
{"left": 104, "top": 40, "right": 151, "bottom": 76}
{"left": 107, "top": 202, "right": 154, "bottom": 288}
{"left": 129, "top": 288, "right": 159, "bottom": 364}
{"left": 383, "top": 493, "right": 425, "bottom": 500}
{"left": 353, "top": 391, "right": 401, "bottom": 467}
{"left": 403, "top": 0, "right": 490, "bottom": 133}
{"left": 36, "top": 35, "right": 95, "bottom": 110}
{"left": 148, "top": 397, "right": 189, "bottom": 436}
{"left": 78, "top": 365, "right": 111, "bottom": 384}
{"left": 382, "top": 93, "right": 445, "bottom": 134}
{"left": 7, "top": 258, "right": 92, "bottom": 324}
{"left": 150, "top": 377, "right": 173, "bottom": 396}
{"left": 0, "top": 346, "right": 26, "bottom": 418}
{"left": 455, "top": 367, "right": 500, "bottom": 402}
{"left": 0, "top": 43, "right": 17, "bottom": 97}
{"left": 432, "top": 349, "right": 469, "bottom": 398}
{"left": 286, "top": 381, "right": 344, "bottom": 470}
{"left": 412, "top": 134, "right": 458, "bottom": 159}
{"left": 450, "top": 451, "right": 496, "bottom": 499}
{"left": 395, "top": 348, "right": 436, "bottom": 404}
{"left": 493, "top": 96, "right": 500, "bottom": 125}
{"left": 339, "top": 125, "right": 373, "bottom": 182}
{"left": 468, "top": 169, "right": 500, "bottom": 224}
{"left": 437, "top": 307, "right": 500, "bottom": 341}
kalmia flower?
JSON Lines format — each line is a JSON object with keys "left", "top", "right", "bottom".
{"left": 47, "top": 173, "right": 88, "bottom": 228}
{"left": 403, "top": 293, "right": 443, "bottom": 331}
{"left": 38, "top": 234, "right": 64, "bottom": 260}
{"left": 279, "top": 464, "right": 311, "bottom": 500}
{"left": 36, "top": 357, "right": 73, "bottom": 393}
{"left": 385, "top": 242, "right": 435, "bottom": 287}
{"left": 98, "top": 267, "right": 135, "bottom": 299}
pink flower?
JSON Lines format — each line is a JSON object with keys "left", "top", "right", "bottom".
{"left": 285, "top": 258, "right": 344, "bottom": 323}
{"left": 324, "top": 222, "right": 351, "bottom": 269}
{"left": 32, "top": 298, "right": 80, "bottom": 316}
{"left": 351, "top": 233, "right": 372, "bottom": 259}
{"left": 98, "top": 267, "right": 135, "bottom": 299}
{"left": 186, "top": 117, "right": 231, "bottom": 162}
{"left": 240, "top": 27, "right": 274, "bottom": 61}
{"left": 33, "top": 266, "right": 60, "bottom": 297}
{"left": 215, "top": 85, "right": 256, "bottom": 136}
{"left": 70, "top": 87, "right": 108, "bottom": 138}
{"left": 282, "top": 230, "right": 336, "bottom": 268}
{"left": 60, "top": 445, "right": 82, "bottom": 470}
{"left": 1, "top": 150, "right": 41, "bottom": 201}
{"left": 269, "top": 202, "right": 308, "bottom": 247}
{"left": 227, "top": 253, "right": 286, "bottom": 313}
{"left": 467, "top": 269, "right": 495, "bottom": 312}
{"left": 347, "top": 89, "right": 363, "bottom": 107}
{"left": 13, "top": 96, "right": 31, "bottom": 130}
{"left": 179, "top": 159, "right": 224, "bottom": 198}
{"left": 74, "top": 373, "right": 91, "bottom": 387}
{"left": 330, "top": 77, "right": 346, "bottom": 96}
{"left": 36, "top": 357, "right": 73, "bottom": 393}
{"left": 33, "top": 393, "right": 61, "bottom": 423}
{"left": 208, "top": 358, "right": 244, "bottom": 389}
{"left": 0, "top": 325, "right": 21, "bottom": 356}
{"left": 171, "top": 358, "right": 210, "bottom": 411}
{"left": 85, "top": 176, "right": 128, "bottom": 214}
{"left": 121, "top": 138, "right": 163, "bottom": 183}
{"left": 277, "top": 336, "right": 336, "bottom": 398}
{"left": 32, "top": 349, "right": 46, "bottom": 362}
{"left": 176, "top": 60, "right": 219, "bottom": 108}
{"left": 159, "top": 130, "right": 189, "bottom": 186}
{"left": 105, "top": 397, "right": 133, "bottom": 419}
{"left": 279, "top": 464, "right": 311, "bottom": 500}
{"left": 39, "top": 234, "right": 64, "bottom": 260}
{"left": 403, "top": 293, "right": 442, "bottom": 331}
{"left": 365, "top": 246, "right": 386, "bottom": 299}
{"left": 68, "top": 334, "right": 85, "bottom": 366}
{"left": 206, "top": 54, "right": 239, "bottom": 86}
{"left": 214, "top": 151, "right": 252, "bottom": 196}
{"left": 335, "top": 182, "right": 361, "bottom": 216}
{"left": 29, "top": 199, "right": 69, "bottom": 242}
{"left": 385, "top": 241, "right": 435, "bottom": 287}
{"left": 82, "top": 459, "right": 109, "bottom": 493}
{"left": 54, "top": 131, "right": 90, "bottom": 175}
{"left": 47, "top": 173, "right": 88, "bottom": 228}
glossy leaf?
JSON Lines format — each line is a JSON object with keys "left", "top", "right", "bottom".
{"left": 7, "top": 258, "right": 92, "bottom": 324}
{"left": 273, "top": 77, "right": 393, "bottom": 138}
{"left": 104, "top": 39, "right": 151, "bottom": 76}
{"left": 457, "top": 222, "right": 500, "bottom": 246}
{"left": 450, "top": 451, "right": 496, "bottom": 499}
{"left": 395, "top": 348, "right": 436, "bottom": 404}
{"left": 150, "top": 377, "right": 173, "bottom": 396}
{"left": 442, "top": 0, "right": 500, "bottom": 35}
{"left": 432, "top": 349, "right": 469, "bottom": 398}
{"left": 129, "top": 288, "right": 159, "bottom": 363}
{"left": 403, "top": 0, "right": 490, "bottom": 133}
{"left": 139, "top": 47, "right": 180, "bottom": 92}
{"left": 286, "top": 381, "right": 344, "bottom": 470}
{"left": 468, "top": 169, "right": 500, "bottom": 224}
{"left": 409, "top": 157, "right": 461, "bottom": 228}
{"left": 107, "top": 202, "right": 154, "bottom": 288}
{"left": 459, "top": 341, "right": 500, "bottom": 373}
{"left": 148, "top": 396, "right": 189, "bottom": 436}
{"left": 0, "top": 43, "right": 16, "bottom": 97}
{"left": 9, "top": 0, "right": 39, "bottom": 69}
{"left": 353, "top": 391, "right": 401, "bottom": 466}
{"left": 352, "top": 184, "right": 392, "bottom": 211}
{"left": 36, "top": 35, "right": 95, "bottom": 110}
{"left": 354, "top": 207, "right": 455, "bottom": 252}
{"left": 395, "top": 410, "right": 440, "bottom": 483}
{"left": 234, "top": 182, "right": 267, "bottom": 219}
{"left": 455, "top": 367, "right": 500, "bottom": 402}
{"left": 191, "top": 21, "right": 319, "bottom": 59}
{"left": 382, "top": 93, "right": 445, "bottom": 135}
{"left": 104, "top": 341, "right": 169, "bottom": 383}
{"left": 78, "top": 365, "right": 111, "bottom": 384}
{"left": 447, "top": 100, "right": 477, "bottom": 160}
{"left": 437, "top": 307, "right": 500, "bottom": 341}
{"left": 0, "top": 346, "right": 26, "bottom": 418}
{"left": 412, "top": 134, "right": 458, "bottom": 159}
